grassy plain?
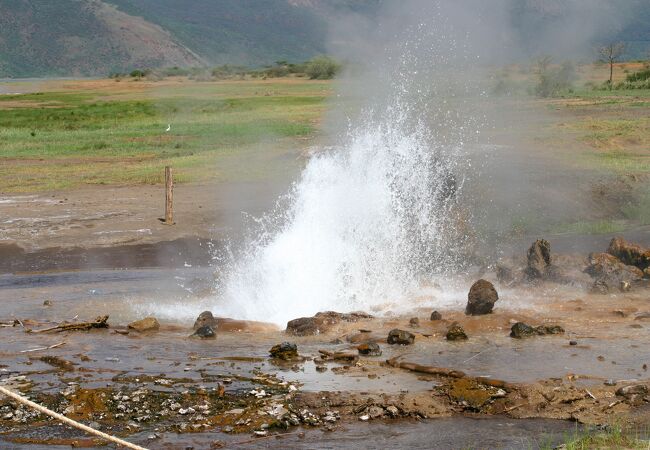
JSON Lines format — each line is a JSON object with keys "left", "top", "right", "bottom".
{"left": 0, "top": 77, "right": 331, "bottom": 192}
{"left": 1, "top": 65, "right": 649, "bottom": 235}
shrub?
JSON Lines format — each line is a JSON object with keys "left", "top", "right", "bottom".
{"left": 129, "top": 69, "right": 150, "bottom": 78}
{"left": 305, "top": 56, "right": 340, "bottom": 80}
{"left": 534, "top": 60, "right": 576, "bottom": 98}
{"left": 626, "top": 68, "right": 650, "bottom": 82}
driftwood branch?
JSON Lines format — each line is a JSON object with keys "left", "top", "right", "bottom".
{"left": 386, "top": 357, "right": 515, "bottom": 390}
{"left": 29, "top": 316, "right": 109, "bottom": 334}
{"left": 386, "top": 357, "right": 466, "bottom": 378}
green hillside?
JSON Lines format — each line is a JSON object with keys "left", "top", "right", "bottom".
{"left": 107, "top": 0, "right": 327, "bottom": 66}
{"left": 0, "top": 0, "right": 648, "bottom": 78}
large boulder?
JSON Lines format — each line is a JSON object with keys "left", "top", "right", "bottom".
{"left": 584, "top": 252, "right": 643, "bottom": 293}
{"left": 286, "top": 311, "right": 373, "bottom": 336}
{"left": 607, "top": 237, "right": 650, "bottom": 271}
{"left": 465, "top": 279, "right": 498, "bottom": 315}
{"left": 525, "top": 239, "right": 551, "bottom": 280}
{"left": 193, "top": 311, "right": 218, "bottom": 330}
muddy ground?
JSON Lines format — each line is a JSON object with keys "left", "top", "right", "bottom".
{"left": 0, "top": 259, "right": 649, "bottom": 448}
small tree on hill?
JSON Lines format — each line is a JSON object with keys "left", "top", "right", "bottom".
{"left": 598, "top": 42, "right": 626, "bottom": 89}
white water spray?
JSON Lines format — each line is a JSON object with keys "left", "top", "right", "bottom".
{"left": 213, "top": 8, "right": 486, "bottom": 326}
{"left": 216, "top": 101, "right": 473, "bottom": 325}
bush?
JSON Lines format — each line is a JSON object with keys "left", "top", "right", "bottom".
{"left": 534, "top": 60, "right": 576, "bottom": 98}
{"left": 305, "top": 56, "right": 340, "bottom": 80}
{"left": 129, "top": 69, "right": 150, "bottom": 78}
{"left": 626, "top": 68, "right": 650, "bottom": 82}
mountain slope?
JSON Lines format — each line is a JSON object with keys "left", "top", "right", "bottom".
{"left": 107, "top": 0, "right": 329, "bottom": 67}
{"left": 0, "top": 0, "right": 648, "bottom": 78}
{"left": 0, "top": 0, "right": 203, "bottom": 77}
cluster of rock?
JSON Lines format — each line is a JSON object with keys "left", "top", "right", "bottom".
{"left": 286, "top": 311, "right": 373, "bottom": 336}
{"left": 496, "top": 236, "right": 650, "bottom": 294}
{"left": 586, "top": 237, "right": 648, "bottom": 294}
{"left": 509, "top": 322, "right": 565, "bottom": 338}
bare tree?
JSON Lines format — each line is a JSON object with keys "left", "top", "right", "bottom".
{"left": 598, "top": 42, "right": 626, "bottom": 89}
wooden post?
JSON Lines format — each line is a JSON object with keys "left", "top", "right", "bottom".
{"left": 165, "top": 166, "right": 173, "bottom": 224}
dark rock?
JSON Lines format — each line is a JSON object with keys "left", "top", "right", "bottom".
{"left": 387, "top": 329, "right": 415, "bottom": 345}
{"left": 285, "top": 317, "right": 320, "bottom": 336}
{"left": 535, "top": 324, "right": 565, "bottom": 335}
{"left": 39, "top": 355, "right": 75, "bottom": 370}
{"left": 357, "top": 343, "right": 382, "bottom": 356}
{"left": 615, "top": 384, "right": 648, "bottom": 397}
{"left": 446, "top": 322, "right": 468, "bottom": 341}
{"left": 128, "top": 317, "right": 160, "bottom": 332}
{"left": 584, "top": 253, "right": 643, "bottom": 289}
{"left": 430, "top": 311, "right": 442, "bottom": 321}
{"left": 525, "top": 239, "right": 551, "bottom": 280}
{"left": 465, "top": 279, "right": 498, "bottom": 315}
{"left": 315, "top": 365, "right": 328, "bottom": 373}
{"left": 269, "top": 342, "right": 298, "bottom": 360}
{"left": 607, "top": 236, "right": 650, "bottom": 270}
{"left": 43, "top": 299, "right": 52, "bottom": 306}
{"left": 191, "top": 325, "right": 215, "bottom": 339}
{"left": 510, "top": 322, "right": 564, "bottom": 338}
{"left": 569, "top": 340, "right": 578, "bottom": 346}
{"left": 509, "top": 322, "right": 536, "bottom": 338}
{"left": 193, "top": 311, "right": 218, "bottom": 330}
{"left": 286, "top": 311, "right": 373, "bottom": 336}
{"left": 409, "top": 317, "right": 420, "bottom": 327}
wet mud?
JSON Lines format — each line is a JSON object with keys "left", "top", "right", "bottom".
{"left": 1, "top": 265, "right": 649, "bottom": 448}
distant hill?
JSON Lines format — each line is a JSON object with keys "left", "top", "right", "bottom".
{"left": 0, "top": 0, "right": 648, "bottom": 78}
{"left": 0, "top": 0, "right": 204, "bottom": 77}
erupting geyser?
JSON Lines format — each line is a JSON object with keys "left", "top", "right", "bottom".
{"left": 215, "top": 18, "right": 481, "bottom": 325}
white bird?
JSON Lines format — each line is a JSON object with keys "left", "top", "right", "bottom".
{"left": 165, "top": 124, "right": 171, "bottom": 132}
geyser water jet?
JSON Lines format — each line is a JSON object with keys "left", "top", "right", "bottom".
{"left": 216, "top": 65, "right": 479, "bottom": 326}
{"left": 212, "top": 3, "right": 505, "bottom": 326}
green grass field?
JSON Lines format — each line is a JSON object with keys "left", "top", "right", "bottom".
{"left": 0, "top": 78, "right": 331, "bottom": 192}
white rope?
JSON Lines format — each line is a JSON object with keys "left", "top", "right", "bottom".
{"left": 0, "top": 385, "right": 148, "bottom": 450}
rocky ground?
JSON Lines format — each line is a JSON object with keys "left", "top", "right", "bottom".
{"left": 0, "top": 237, "right": 649, "bottom": 448}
